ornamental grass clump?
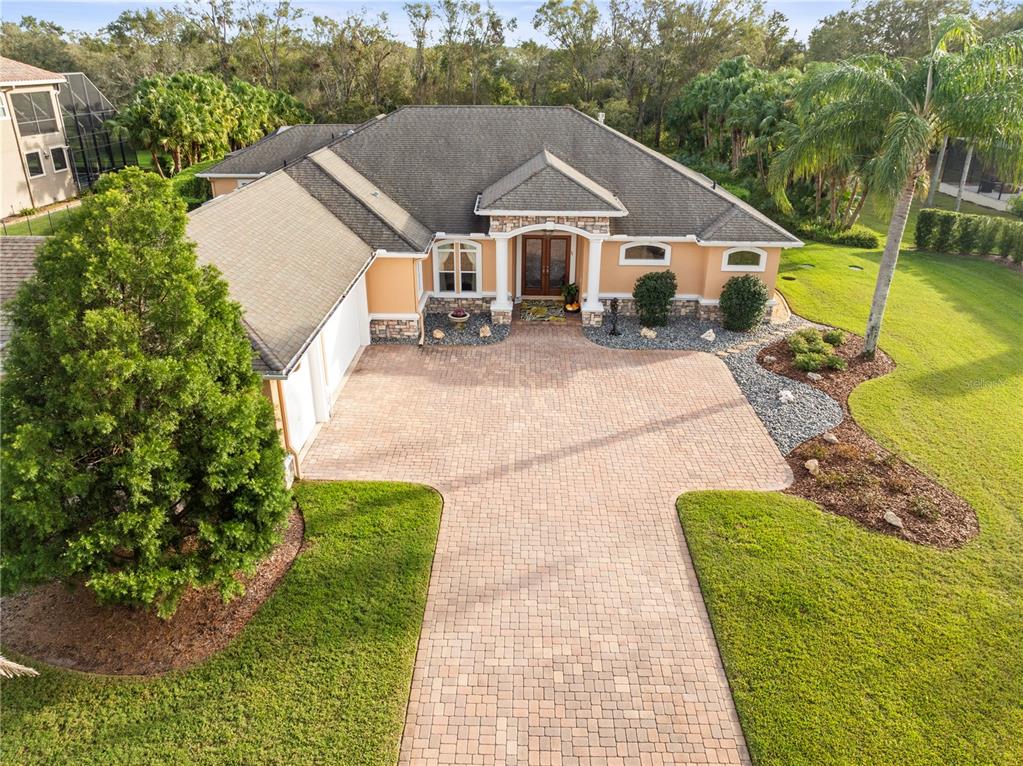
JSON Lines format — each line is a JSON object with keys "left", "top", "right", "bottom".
{"left": 0, "top": 167, "right": 290, "bottom": 619}
{"left": 719, "top": 274, "right": 770, "bottom": 331}
{"left": 632, "top": 270, "right": 677, "bottom": 327}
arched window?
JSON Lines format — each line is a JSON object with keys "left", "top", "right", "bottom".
{"left": 434, "top": 239, "right": 482, "bottom": 294}
{"left": 721, "top": 247, "right": 767, "bottom": 272}
{"left": 619, "top": 242, "right": 670, "bottom": 266}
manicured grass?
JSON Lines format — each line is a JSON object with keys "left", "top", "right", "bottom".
{"left": 1, "top": 481, "right": 441, "bottom": 765}
{"left": 1, "top": 207, "right": 76, "bottom": 237}
{"left": 859, "top": 189, "right": 1011, "bottom": 248}
{"left": 679, "top": 245, "right": 1023, "bottom": 765}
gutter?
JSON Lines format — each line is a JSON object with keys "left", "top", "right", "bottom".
{"left": 274, "top": 379, "right": 302, "bottom": 480}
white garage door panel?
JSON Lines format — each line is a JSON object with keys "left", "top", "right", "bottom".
{"left": 321, "top": 274, "right": 370, "bottom": 397}
{"left": 282, "top": 352, "right": 317, "bottom": 452}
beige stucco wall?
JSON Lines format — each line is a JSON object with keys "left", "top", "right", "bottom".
{"left": 366, "top": 256, "right": 419, "bottom": 314}
{"left": 0, "top": 86, "right": 76, "bottom": 216}
{"left": 210, "top": 178, "right": 241, "bottom": 197}
{"left": 594, "top": 240, "right": 781, "bottom": 301}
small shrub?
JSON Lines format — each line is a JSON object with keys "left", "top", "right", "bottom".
{"left": 830, "top": 443, "right": 864, "bottom": 462}
{"left": 852, "top": 488, "right": 884, "bottom": 512}
{"left": 800, "top": 444, "right": 829, "bottom": 462}
{"left": 816, "top": 470, "right": 848, "bottom": 488}
{"left": 822, "top": 329, "right": 845, "bottom": 346}
{"left": 825, "top": 354, "right": 848, "bottom": 371}
{"left": 632, "top": 270, "right": 677, "bottom": 327}
{"left": 887, "top": 476, "right": 913, "bottom": 494}
{"left": 909, "top": 496, "right": 941, "bottom": 521}
{"left": 915, "top": 208, "right": 937, "bottom": 250}
{"left": 789, "top": 327, "right": 831, "bottom": 355}
{"left": 934, "top": 211, "right": 958, "bottom": 252}
{"left": 794, "top": 221, "right": 880, "bottom": 249}
{"left": 719, "top": 274, "right": 769, "bottom": 331}
{"left": 1010, "top": 194, "right": 1023, "bottom": 220}
{"left": 957, "top": 215, "right": 982, "bottom": 254}
{"left": 794, "top": 352, "right": 829, "bottom": 371}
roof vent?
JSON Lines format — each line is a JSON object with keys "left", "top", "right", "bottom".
{"left": 597, "top": 112, "right": 606, "bottom": 124}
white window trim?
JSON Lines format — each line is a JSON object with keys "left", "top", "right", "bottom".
{"left": 415, "top": 259, "right": 424, "bottom": 300}
{"left": 721, "top": 246, "right": 768, "bottom": 272}
{"left": 0, "top": 96, "right": 9, "bottom": 120}
{"left": 618, "top": 241, "right": 671, "bottom": 266}
{"left": 432, "top": 238, "right": 483, "bottom": 295}
{"left": 49, "top": 145, "right": 70, "bottom": 174}
{"left": 25, "top": 150, "right": 45, "bottom": 178}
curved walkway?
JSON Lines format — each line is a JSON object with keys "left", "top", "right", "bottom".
{"left": 303, "top": 320, "right": 792, "bottom": 764}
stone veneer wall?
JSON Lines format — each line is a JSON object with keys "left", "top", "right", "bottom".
{"left": 489, "top": 215, "right": 611, "bottom": 235}
{"left": 425, "top": 296, "right": 492, "bottom": 312}
{"left": 371, "top": 318, "right": 420, "bottom": 340}
{"left": 600, "top": 298, "right": 724, "bottom": 322}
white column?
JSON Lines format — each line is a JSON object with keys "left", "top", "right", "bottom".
{"left": 582, "top": 235, "right": 605, "bottom": 313}
{"left": 492, "top": 235, "right": 512, "bottom": 311}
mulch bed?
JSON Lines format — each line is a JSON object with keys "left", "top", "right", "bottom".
{"left": 758, "top": 333, "right": 978, "bottom": 549}
{"left": 0, "top": 509, "right": 304, "bottom": 676}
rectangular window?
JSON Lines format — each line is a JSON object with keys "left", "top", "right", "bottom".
{"left": 437, "top": 243, "right": 456, "bottom": 292}
{"left": 10, "top": 92, "right": 58, "bottom": 136}
{"left": 459, "top": 249, "right": 477, "bottom": 292}
{"left": 51, "top": 146, "right": 69, "bottom": 172}
{"left": 0, "top": 97, "right": 9, "bottom": 120}
{"left": 25, "top": 151, "right": 45, "bottom": 177}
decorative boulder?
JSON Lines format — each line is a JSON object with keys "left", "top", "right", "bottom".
{"left": 640, "top": 327, "right": 658, "bottom": 339}
{"left": 807, "top": 371, "right": 823, "bottom": 382}
{"left": 804, "top": 458, "right": 820, "bottom": 476}
{"left": 479, "top": 324, "right": 492, "bottom": 338}
{"left": 763, "top": 354, "right": 776, "bottom": 364}
{"left": 432, "top": 328, "right": 445, "bottom": 340}
{"left": 823, "top": 432, "right": 839, "bottom": 444}
{"left": 778, "top": 389, "right": 795, "bottom": 404}
{"left": 884, "top": 510, "right": 905, "bottom": 529}
{"left": 700, "top": 329, "right": 716, "bottom": 342}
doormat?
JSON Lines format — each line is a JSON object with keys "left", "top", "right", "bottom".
{"left": 520, "top": 301, "right": 566, "bottom": 322}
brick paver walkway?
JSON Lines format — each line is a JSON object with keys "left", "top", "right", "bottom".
{"left": 303, "top": 320, "right": 791, "bottom": 764}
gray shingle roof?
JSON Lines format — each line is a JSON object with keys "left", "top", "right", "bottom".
{"left": 188, "top": 173, "right": 374, "bottom": 375}
{"left": 0, "top": 236, "right": 44, "bottom": 348}
{"left": 478, "top": 149, "right": 627, "bottom": 214}
{"left": 328, "top": 106, "right": 799, "bottom": 243}
{"left": 199, "top": 124, "right": 359, "bottom": 177}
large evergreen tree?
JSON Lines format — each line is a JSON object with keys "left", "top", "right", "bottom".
{"left": 1, "top": 168, "right": 290, "bottom": 618}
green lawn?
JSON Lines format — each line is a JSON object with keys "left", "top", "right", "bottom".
{"left": 0, "top": 481, "right": 441, "bottom": 765}
{"left": 858, "top": 189, "right": 1012, "bottom": 249}
{"left": 1, "top": 207, "right": 77, "bottom": 237}
{"left": 679, "top": 243, "right": 1023, "bottom": 765}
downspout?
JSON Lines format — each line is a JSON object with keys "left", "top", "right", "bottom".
{"left": 274, "top": 379, "right": 301, "bottom": 480}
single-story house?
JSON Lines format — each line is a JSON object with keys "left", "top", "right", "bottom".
{"left": 196, "top": 122, "right": 360, "bottom": 196}
{"left": 187, "top": 105, "right": 802, "bottom": 476}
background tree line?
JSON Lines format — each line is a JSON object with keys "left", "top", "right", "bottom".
{"left": 3, "top": 0, "right": 1018, "bottom": 139}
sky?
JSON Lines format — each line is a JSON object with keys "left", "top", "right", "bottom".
{"left": 1, "top": 0, "right": 853, "bottom": 43}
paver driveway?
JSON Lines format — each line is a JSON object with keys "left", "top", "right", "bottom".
{"left": 303, "top": 320, "right": 791, "bottom": 764}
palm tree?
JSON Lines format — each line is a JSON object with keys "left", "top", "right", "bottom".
{"left": 780, "top": 18, "right": 1023, "bottom": 356}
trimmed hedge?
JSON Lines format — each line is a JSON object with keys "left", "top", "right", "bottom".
{"left": 632, "top": 270, "right": 677, "bottom": 327}
{"left": 916, "top": 208, "right": 1023, "bottom": 263}
{"left": 793, "top": 221, "right": 880, "bottom": 249}
{"left": 719, "top": 274, "right": 770, "bottom": 331}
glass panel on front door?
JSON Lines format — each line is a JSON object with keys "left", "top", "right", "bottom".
{"left": 548, "top": 238, "right": 568, "bottom": 291}
{"left": 524, "top": 237, "right": 544, "bottom": 292}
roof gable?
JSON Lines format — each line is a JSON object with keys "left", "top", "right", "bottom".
{"left": 478, "top": 149, "right": 626, "bottom": 215}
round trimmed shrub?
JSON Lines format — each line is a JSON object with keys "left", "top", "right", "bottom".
{"left": 719, "top": 274, "right": 770, "bottom": 331}
{"left": 632, "top": 270, "right": 677, "bottom": 327}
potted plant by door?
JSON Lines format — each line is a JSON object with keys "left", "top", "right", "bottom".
{"left": 447, "top": 307, "right": 471, "bottom": 327}
{"left": 562, "top": 282, "right": 581, "bottom": 313}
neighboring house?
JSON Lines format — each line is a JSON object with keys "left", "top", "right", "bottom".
{"left": 0, "top": 57, "right": 77, "bottom": 216}
{"left": 188, "top": 106, "right": 802, "bottom": 474}
{"left": 0, "top": 236, "right": 43, "bottom": 356}
{"left": 197, "top": 123, "right": 360, "bottom": 197}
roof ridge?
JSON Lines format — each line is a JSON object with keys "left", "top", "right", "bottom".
{"left": 297, "top": 158, "right": 423, "bottom": 251}
{"left": 566, "top": 107, "right": 798, "bottom": 243}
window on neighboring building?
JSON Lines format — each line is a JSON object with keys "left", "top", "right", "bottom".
{"left": 721, "top": 247, "right": 767, "bottom": 272}
{"left": 25, "top": 151, "right": 45, "bottom": 177}
{"left": 51, "top": 146, "right": 69, "bottom": 172}
{"left": 435, "top": 240, "right": 480, "bottom": 293}
{"left": 0, "top": 97, "right": 9, "bottom": 120}
{"left": 10, "top": 92, "right": 59, "bottom": 136}
{"left": 619, "top": 242, "right": 669, "bottom": 266}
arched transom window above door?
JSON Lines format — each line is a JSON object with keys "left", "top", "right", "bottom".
{"left": 619, "top": 242, "right": 670, "bottom": 266}
{"left": 434, "top": 239, "right": 481, "bottom": 294}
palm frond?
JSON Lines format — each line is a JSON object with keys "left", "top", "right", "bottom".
{"left": 871, "top": 112, "right": 933, "bottom": 198}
